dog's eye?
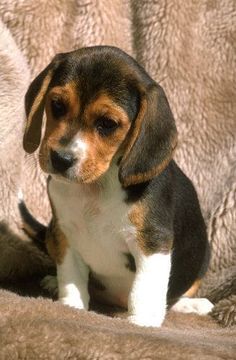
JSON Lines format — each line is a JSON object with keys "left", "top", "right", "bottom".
{"left": 95, "top": 116, "right": 119, "bottom": 136}
{"left": 51, "top": 98, "right": 67, "bottom": 118}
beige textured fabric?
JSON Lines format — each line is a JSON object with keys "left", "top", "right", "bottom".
{"left": 0, "top": 0, "right": 235, "bottom": 346}
{"left": 0, "top": 18, "right": 53, "bottom": 281}
{"left": 0, "top": 288, "right": 236, "bottom": 360}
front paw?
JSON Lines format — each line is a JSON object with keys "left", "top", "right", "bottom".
{"left": 58, "top": 283, "right": 89, "bottom": 310}
{"left": 41, "top": 275, "right": 58, "bottom": 297}
{"left": 128, "top": 313, "right": 165, "bottom": 328}
{"left": 59, "top": 296, "right": 87, "bottom": 310}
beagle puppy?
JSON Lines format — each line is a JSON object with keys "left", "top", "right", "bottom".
{"left": 23, "top": 46, "right": 213, "bottom": 327}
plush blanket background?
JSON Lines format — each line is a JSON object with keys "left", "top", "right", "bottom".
{"left": 0, "top": 0, "right": 235, "bottom": 358}
{"left": 0, "top": 288, "right": 236, "bottom": 360}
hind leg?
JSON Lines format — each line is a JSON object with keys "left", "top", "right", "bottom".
{"left": 171, "top": 279, "right": 213, "bottom": 315}
{"left": 171, "top": 297, "right": 214, "bottom": 315}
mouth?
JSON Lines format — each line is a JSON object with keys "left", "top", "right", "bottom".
{"left": 51, "top": 172, "right": 79, "bottom": 184}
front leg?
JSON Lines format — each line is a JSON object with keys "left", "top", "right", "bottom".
{"left": 127, "top": 187, "right": 174, "bottom": 327}
{"left": 46, "top": 221, "right": 89, "bottom": 310}
{"left": 57, "top": 247, "right": 90, "bottom": 309}
{"left": 128, "top": 245, "right": 171, "bottom": 327}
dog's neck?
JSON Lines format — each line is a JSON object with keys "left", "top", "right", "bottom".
{"left": 51, "top": 158, "right": 123, "bottom": 200}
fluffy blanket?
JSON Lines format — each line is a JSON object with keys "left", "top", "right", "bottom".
{"left": 0, "top": 288, "right": 236, "bottom": 359}
{"left": 0, "top": 0, "right": 235, "bottom": 358}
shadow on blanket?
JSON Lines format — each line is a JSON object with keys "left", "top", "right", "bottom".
{"left": 0, "top": 286, "right": 235, "bottom": 360}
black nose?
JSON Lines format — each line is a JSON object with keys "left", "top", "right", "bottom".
{"left": 50, "top": 150, "right": 75, "bottom": 172}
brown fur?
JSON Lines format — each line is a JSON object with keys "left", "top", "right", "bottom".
{"left": 46, "top": 219, "right": 68, "bottom": 265}
{"left": 128, "top": 202, "right": 149, "bottom": 255}
{"left": 45, "top": 188, "right": 68, "bottom": 265}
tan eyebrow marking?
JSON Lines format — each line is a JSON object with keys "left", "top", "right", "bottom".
{"left": 84, "top": 93, "right": 130, "bottom": 125}
{"left": 48, "top": 81, "right": 80, "bottom": 118}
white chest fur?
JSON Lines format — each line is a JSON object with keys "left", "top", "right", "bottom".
{"left": 48, "top": 167, "right": 135, "bottom": 306}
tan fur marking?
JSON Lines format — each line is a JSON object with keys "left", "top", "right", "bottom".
{"left": 46, "top": 192, "right": 68, "bottom": 265}
{"left": 25, "top": 69, "right": 53, "bottom": 133}
{"left": 46, "top": 219, "right": 68, "bottom": 265}
{"left": 129, "top": 202, "right": 150, "bottom": 255}
{"left": 85, "top": 93, "right": 130, "bottom": 126}
{"left": 48, "top": 81, "right": 80, "bottom": 118}
{"left": 184, "top": 279, "right": 202, "bottom": 298}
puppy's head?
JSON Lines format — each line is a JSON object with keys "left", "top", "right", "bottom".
{"left": 24, "top": 46, "right": 177, "bottom": 186}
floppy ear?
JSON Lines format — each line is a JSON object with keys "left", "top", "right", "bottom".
{"left": 23, "top": 57, "right": 60, "bottom": 153}
{"left": 119, "top": 84, "right": 178, "bottom": 187}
